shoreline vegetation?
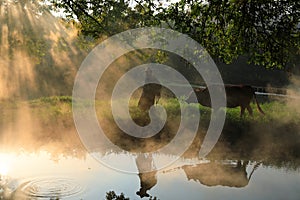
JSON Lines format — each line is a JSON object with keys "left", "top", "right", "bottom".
{"left": 0, "top": 96, "right": 299, "bottom": 171}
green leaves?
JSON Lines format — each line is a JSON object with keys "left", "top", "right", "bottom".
{"left": 49, "top": 0, "right": 300, "bottom": 69}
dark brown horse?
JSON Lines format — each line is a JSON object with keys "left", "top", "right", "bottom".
{"left": 138, "top": 68, "right": 162, "bottom": 111}
{"left": 186, "top": 85, "right": 265, "bottom": 117}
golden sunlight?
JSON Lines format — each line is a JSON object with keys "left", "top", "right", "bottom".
{"left": 0, "top": 154, "right": 12, "bottom": 176}
{"left": 0, "top": 0, "right": 82, "bottom": 100}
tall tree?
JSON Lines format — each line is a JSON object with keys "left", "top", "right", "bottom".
{"left": 50, "top": 0, "right": 300, "bottom": 69}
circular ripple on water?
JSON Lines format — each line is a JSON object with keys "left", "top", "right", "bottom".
{"left": 20, "top": 177, "right": 84, "bottom": 199}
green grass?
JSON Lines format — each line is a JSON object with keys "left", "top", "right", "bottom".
{"left": 29, "top": 95, "right": 72, "bottom": 105}
{"left": 1, "top": 96, "right": 299, "bottom": 129}
{"left": 224, "top": 101, "right": 300, "bottom": 124}
{"left": 28, "top": 96, "right": 72, "bottom": 119}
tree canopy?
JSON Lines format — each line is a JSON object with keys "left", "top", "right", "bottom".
{"left": 49, "top": 0, "right": 300, "bottom": 69}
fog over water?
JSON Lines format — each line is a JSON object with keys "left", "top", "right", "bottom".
{"left": 0, "top": 96, "right": 299, "bottom": 199}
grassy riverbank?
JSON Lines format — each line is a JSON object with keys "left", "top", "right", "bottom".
{"left": 1, "top": 96, "right": 298, "bottom": 137}
{"left": 0, "top": 96, "right": 299, "bottom": 166}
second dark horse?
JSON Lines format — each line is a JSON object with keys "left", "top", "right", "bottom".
{"left": 186, "top": 85, "right": 265, "bottom": 117}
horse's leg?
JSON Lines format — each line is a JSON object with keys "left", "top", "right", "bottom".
{"left": 240, "top": 106, "right": 245, "bottom": 117}
{"left": 246, "top": 105, "right": 253, "bottom": 116}
{"left": 155, "top": 93, "right": 161, "bottom": 104}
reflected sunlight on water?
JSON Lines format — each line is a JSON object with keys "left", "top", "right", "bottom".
{"left": 0, "top": 149, "right": 299, "bottom": 200}
{"left": 0, "top": 98, "right": 299, "bottom": 199}
{"left": 0, "top": 153, "right": 11, "bottom": 176}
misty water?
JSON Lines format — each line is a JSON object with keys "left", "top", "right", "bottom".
{"left": 0, "top": 101, "right": 299, "bottom": 200}
{"left": 1, "top": 148, "right": 299, "bottom": 200}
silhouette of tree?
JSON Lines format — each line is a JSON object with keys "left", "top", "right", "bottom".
{"left": 105, "top": 191, "right": 129, "bottom": 200}
{"left": 105, "top": 190, "right": 159, "bottom": 200}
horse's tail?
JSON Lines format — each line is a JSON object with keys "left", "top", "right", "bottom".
{"left": 253, "top": 88, "right": 265, "bottom": 115}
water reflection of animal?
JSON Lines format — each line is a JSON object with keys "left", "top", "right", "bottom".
{"left": 138, "top": 68, "right": 162, "bottom": 111}
{"left": 182, "top": 160, "right": 260, "bottom": 187}
{"left": 135, "top": 154, "right": 157, "bottom": 198}
{"left": 186, "top": 85, "right": 265, "bottom": 117}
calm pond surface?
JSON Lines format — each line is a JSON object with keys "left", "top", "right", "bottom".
{"left": 1, "top": 131, "right": 300, "bottom": 200}
{"left": 0, "top": 102, "right": 300, "bottom": 200}
{"left": 0, "top": 148, "right": 300, "bottom": 200}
